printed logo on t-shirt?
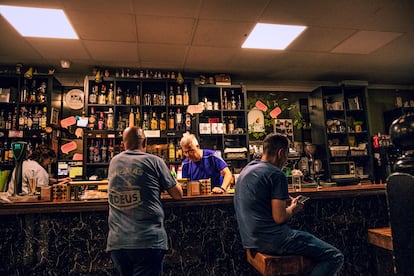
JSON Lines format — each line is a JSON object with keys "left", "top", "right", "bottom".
{"left": 108, "top": 189, "right": 142, "bottom": 209}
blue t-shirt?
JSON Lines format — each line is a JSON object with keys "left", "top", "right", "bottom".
{"left": 181, "top": 149, "right": 227, "bottom": 188}
{"left": 106, "top": 149, "right": 177, "bottom": 252}
{"left": 233, "top": 160, "right": 293, "bottom": 253}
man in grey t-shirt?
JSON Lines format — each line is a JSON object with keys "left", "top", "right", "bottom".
{"left": 106, "top": 127, "right": 182, "bottom": 275}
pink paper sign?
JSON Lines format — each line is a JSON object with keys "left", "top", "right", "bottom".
{"left": 269, "top": 107, "right": 282, "bottom": 118}
{"left": 60, "top": 116, "right": 77, "bottom": 129}
{"left": 255, "top": 101, "right": 268, "bottom": 112}
{"left": 61, "top": 141, "right": 77, "bottom": 154}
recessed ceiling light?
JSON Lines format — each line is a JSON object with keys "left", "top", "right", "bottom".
{"left": 242, "top": 23, "right": 306, "bottom": 50}
{"left": 0, "top": 5, "right": 78, "bottom": 39}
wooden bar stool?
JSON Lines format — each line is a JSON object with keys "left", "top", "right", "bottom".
{"left": 246, "top": 249, "right": 314, "bottom": 276}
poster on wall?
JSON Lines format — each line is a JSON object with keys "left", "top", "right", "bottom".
{"left": 274, "top": 119, "right": 294, "bottom": 144}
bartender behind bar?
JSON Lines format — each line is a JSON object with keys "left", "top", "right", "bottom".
{"left": 7, "top": 144, "right": 71, "bottom": 196}
{"left": 180, "top": 133, "right": 233, "bottom": 194}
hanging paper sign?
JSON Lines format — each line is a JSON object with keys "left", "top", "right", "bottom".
{"left": 247, "top": 107, "right": 265, "bottom": 132}
{"left": 61, "top": 116, "right": 77, "bottom": 129}
{"left": 187, "top": 104, "right": 204, "bottom": 115}
{"left": 255, "top": 100, "right": 268, "bottom": 112}
{"left": 72, "top": 153, "right": 83, "bottom": 161}
{"left": 61, "top": 141, "right": 77, "bottom": 154}
{"left": 269, "top": 107, "right": 282, "bottom": 118}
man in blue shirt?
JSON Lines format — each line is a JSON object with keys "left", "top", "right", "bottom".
{"left": 234, "top": 134, "right": 344, "bottom": 276}
{"left": 180, "top": 133, "right": 232, "bottom": 193}
{"left": 106, "top": 127, "right": 183, "bottom": 276}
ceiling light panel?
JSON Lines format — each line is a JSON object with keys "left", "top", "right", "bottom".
{"left": 242, "top": 23, "right": 307, "bottom": 50}
{"left": 0, "top": 5, "right": 78, "bottom": 39}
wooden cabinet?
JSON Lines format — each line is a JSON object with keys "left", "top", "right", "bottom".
{"left": 195, "top": 84, "right": 250, "bottom": 174}
{"left": 82, "top": 76, "right": 194, "bottom": 179}
{"left": 309, "top": 85, "right": 374, "bottom": 182}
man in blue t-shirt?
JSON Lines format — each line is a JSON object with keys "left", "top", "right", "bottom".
{"left": 180, "top": 133, "right": 232, "bottom": 193}
{"left": 234, "top": 134, "right": 344, "bottom": 276}
{"left": 106, "top": 127, "right": 183, "bottom": 276}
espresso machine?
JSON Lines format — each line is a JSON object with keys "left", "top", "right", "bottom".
{"left": 300, "top": 143, "right": 322, "bottom": 183}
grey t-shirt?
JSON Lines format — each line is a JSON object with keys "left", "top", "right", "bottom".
{"left": 106, "top": 149, "right": 177, "bottom": 251}
{"left": 234, "top": 160, "right": 293, "bottom": 253}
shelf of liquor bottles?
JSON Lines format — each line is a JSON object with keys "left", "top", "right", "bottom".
{"left": 0, "top": 73, "right": 60, "bottom": 169}
{"left": 195, "top": 84, "right": 250, "bottom": 173}
{"left": 83, "top": 75, "right": 194, "bottom": 178}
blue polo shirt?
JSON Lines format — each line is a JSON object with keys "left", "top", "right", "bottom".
{"left": 181, "top": 149, "right": 228, "bottom": 188}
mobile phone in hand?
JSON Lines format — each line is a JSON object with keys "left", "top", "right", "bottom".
{"left": 298, "top": 195, "right": 310, "bottom": 204}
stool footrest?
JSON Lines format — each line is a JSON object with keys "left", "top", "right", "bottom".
{"left": 246, "top": 249, "right": 314, "bottom": 276}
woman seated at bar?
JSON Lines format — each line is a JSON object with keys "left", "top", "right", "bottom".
{"left": 7, "top": 144, "right": 70, "bottom": 196}
{"left": 180, "top": 133, "right": 233, "bottom": 194}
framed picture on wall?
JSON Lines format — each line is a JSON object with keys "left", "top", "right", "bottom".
{"left": 50, "top": 107, "right": 60, "bottom": 126}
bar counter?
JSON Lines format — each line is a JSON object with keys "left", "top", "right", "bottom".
{"left": 0, "top": 183, "right": 389, "bottom": 275}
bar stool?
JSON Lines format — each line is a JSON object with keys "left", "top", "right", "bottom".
{"left": 246, "top": 249, "right": 314, "bottom": 276}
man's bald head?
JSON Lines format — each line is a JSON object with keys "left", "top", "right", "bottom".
{"left": 123, "top": 126, "right": 147, "bottom": 150}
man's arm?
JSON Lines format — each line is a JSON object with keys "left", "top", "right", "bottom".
{"left": 271, "top": 196, "right": 303, "bottom": 224}
{"left": 167, "top": 183, "right": 183, "bottom": 199}
{"left": 220, "top": 166, "right": 233, "bottom": 190}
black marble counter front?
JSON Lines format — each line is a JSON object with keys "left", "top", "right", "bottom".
{"left": 0, "top": 185, "right": 389, "bottom": 275}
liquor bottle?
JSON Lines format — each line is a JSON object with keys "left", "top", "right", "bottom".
{"left": 107, "top": 83, "right": 115, "bottom": 105}
{"left": 117, "top": 112, "right": 125, "bottom": 131}
{"left": 142, "top": 112, "right": 149, "bottom": 130}
{"left": 108, "top": 138, "right": 115, "bottom": 161}
{"left": 26, "top": 107, "right": 33, "bottom": 130}
{"left": 237, "top": 94, "right": 242, "bottom": 110}
{"left": 183, "top": 84, "right": 189, "bottom": 105}
{"left": 125, "top": 89, "right": 131, "bottom": 105}
{"left": 21, "top": 79, "right": 28, "bottom": 103}
{"left": 37, "top": 82, "right": 47, "bottom": 103}
{"left": 231, "top": 90, "right": 237, "bottom": 110}
{"left": 222, "top": 90, "right": 228, "bottom": 110}
{"left": 32, "top": 107, "right": 39, "bottom": 130}
{"left": 175, "top": 86, "right": 183, "bottom": 105}
{"left": 168, "top": 110, "right": 175, "bottom": 130}
{"left": 168, "top": 140, "right": 176, "bottom": 162}
{"left": 143, "top": 93, "right": 151, "bottom": 105}
{"left": 18, "top": 107, "right": 25, "bottom": 130}
{"left": 185, "top": 113, "right": 191, "bottom": 131}
{"left": 107, "top": 108, "right": 114, "bottom": 130}
{"left": 115, "top": 87, "right": 123, "bottom": 104}
{"left": 101, "top": 139, "right": 108, "bottom": 163}
{"left": 153, "top": 93, "right": 160, "bottom": 106}
{"left": 89, "top": 85, "right": 98, "bottom": 104}
{"left": 134, "top": 85, "right": 140, "bottom": 105}
{"left": 159, "top": 90, "right": 166, "bottom": 106}
{"left": 3, "top": 141, "right": 9, "bottom": 164}
{"left": 88, "top": 107, "right": 97, "bottom": 130}
{"left": 135, "top": 108, "right": 141, "bottom": 127}
{"left": 0, "top": 110, "right": 5, "bottom": 128}
{"left": 6, "top": 112, "right": 12, "bottom": 130}
{"left": 169, "top": 86, "right": 175, "bottom": 105}
{"left": 175, "top": 108, "right": 183, "bottom": 130}
{"left": 150, "top": 112, "right": 158, "bottom": 130}
{"left": 98, "top": 84, "right": 106, "bottom": 104}
{"left": 129, "top": 108, "right": 135, "bottom": 127}
{"left": 159, "top": 112, "right": 166, "bottom": 131}
{"left": 12, "top": 107, "right": 18, "bottom": 130}
{"left": 41, "top": 107, "right": 47, "bottom": 130}
{"left": 98, "top": 111, "right": 105, "bottom": 130}
{"left": 93, "top": 140, "right": 101, "bottom": 163}
{"left": 29, "top": 80, "right": 37, "bottom": 103}
{"left": 89, "top": 139, "right": 95, "bottom": 162}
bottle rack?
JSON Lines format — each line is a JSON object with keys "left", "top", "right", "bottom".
{"left": 83, "top": 76, "right": 194, "bottom": 179}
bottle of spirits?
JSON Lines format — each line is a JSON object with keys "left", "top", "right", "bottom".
{"left": 0, "top": 110, "right": 5, "bottom": 129}
{"left": 89, "top": 139, "right": 95, "bottom": 162}
{"left": 169, "top": 86, "right": 175, "bottom": 105}
{"left": 223, "top": 90, "right": 228, "bottom": 110}
{"left": 142, "top": 112, "right": 149, "bottom": 130}
{"left": 98, "top": 84, "right": 106, "bottom": 104}
{"left": 108, "top": 138, "right": 115, "bottom": 161}
{"left": 115, "top": 87, "right": 123, "bottom": 105}
{"left": 175, "top": 108, "right": 183, "bottom": 130}
{"left": 150, "top": 112, "right": 158, "bottom": 130}
{"left": 168, "top": 140, "right": 176, "bottom": 162}
{"left": 107, "top": 83, "right": 115, "bottom": 105}
{"left": 159, "top": 90, "right": 166, "bottom": 106}
{"left": 168, "top": 110, "right": 175, "bottom": 130}
{"left": 88, "top": 107, "right": 97, "bottom": 130}
{"left": 135, "top": 108, "right": 141, "bottom": 128}
{"left": 129, "top": 108, "right": 135, "bottom": 127}
{"left": 101, "top": 139, "right": 108, "bottom": 163}
{"left": 21, "top": 79, "right": 28, "bottom": 103}
{"left": 18, "top": 107, "right": 25, "bottom": 130}
{"left": 134, "top": 85, "right": 140, "bottom": 105}
{"left": 183, "top": 84, "right": 189, "bottom": 105}
{"left": 41, "top": 107, "right": 47, "bottom": 130}
{"left": 32, "top": 107, "right": 39, "bottom": 130}
{"left": 185, "top": 113, "right": 191, "bottom": 131}
{"left": 231, "top": 90, "right": 237, "bottom": 110}
{"left": 159, "top": 112, "right": 166, "bottom": 131}
{"left": 93, "top": 140, "right": 101, "bottom": 163}
{"left": 125, "top": 89, "right": 131, "bottom": 105}
{"left": 6, "top": 112, "right": 12, "bottom": 130}
{"left": 107, "top": 108, "right": 114, "bottom": 130}
{"left": 175, "top": 86, "right": 183, "bottom": 105}
{"left": 98, "top": 111, "right": 105, "bottom": 130}
{"left": 90, "top": 85, "right": 98, "bottom": 104}
{"left": 117, "top": 112, "right": 125, "bottom": 131}
{"left": 29, "top": 80, "right": 37, "bottom": 104}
